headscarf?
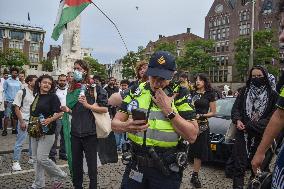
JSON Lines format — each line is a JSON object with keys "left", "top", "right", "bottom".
{"left": 245, "top": 65, "right": 270, "bottom": 121}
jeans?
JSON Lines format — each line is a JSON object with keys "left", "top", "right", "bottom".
{"left": 0, "top": 111, "right": 4, "bottom": 129}
{"left": 13, "top": 121, "right": 32, "bottom": 161}
{"left": 49, "top": 120, "right": 66, "bottom": 158}
{"left": 71, "top": 135, "right": 97, "bottom": 189}
{"left": 115, "top": 133, "right": 125, "bottom": 150}
{"left": 31, "top": 135, "right": 67, "bottom": 188}
{"left": 4, "top": 101, "right": 13, "bottom": 118}
{"left": 121, "top": 162, "right": 182, "bottom": 189}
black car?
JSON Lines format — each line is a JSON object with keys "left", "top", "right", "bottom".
{"left": 208, "top": 97, "right": 236, "bottom": 163}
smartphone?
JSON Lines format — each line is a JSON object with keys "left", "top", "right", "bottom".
{"left": 131, "top": 109, "right": 146, "bottom": 120}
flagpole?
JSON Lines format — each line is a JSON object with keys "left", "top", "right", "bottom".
{"left": 90, "top": 1, "right": 129, "bottom": 53}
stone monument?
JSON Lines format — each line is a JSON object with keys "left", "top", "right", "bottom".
{"left": 53, "top": 16, "right": 82, "bottom": 75}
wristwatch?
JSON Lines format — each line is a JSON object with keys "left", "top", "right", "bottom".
{"left": 166, "top": 111, "right": 176, "bottom": 120}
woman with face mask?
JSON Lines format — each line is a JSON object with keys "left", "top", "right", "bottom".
{"left": 231, "top": 65, "right": 278, "bottom": 189}
{"left": 61, "top": 60, "right": 108, "bottom": 189}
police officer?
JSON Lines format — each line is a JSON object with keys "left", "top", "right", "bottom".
{"left": 112, "top": 51, "right": 198, "bottom": 189}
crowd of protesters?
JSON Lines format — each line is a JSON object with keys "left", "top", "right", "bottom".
{"left": 1, "top": 2, "right": 284, "bottom": 188}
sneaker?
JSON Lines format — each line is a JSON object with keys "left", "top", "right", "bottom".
{"left": 2, "top": 130, "right": 7, "bottom": 136}
{"left": 28, "top": 158, "right": 35, "bottom": 165}
{"left": 190, "top": 172, "right": 202, "bottom": 188}
{"left": 12, "top": 161, "right": 22, "bottom": 171}
{"left": 12, "top": 129, "right": 18, "bottom": 134}
{"left": 52, "top": 181, "right": 63, "bottom": 189}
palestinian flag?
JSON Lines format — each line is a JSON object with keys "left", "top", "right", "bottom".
{"left": 52, "top": 0, "right": 91, "bottom": 41}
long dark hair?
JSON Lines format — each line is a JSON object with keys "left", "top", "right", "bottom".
{"left": 69, "top": 59, "right": 91, "bottom": 92}
{"left": 34, "top": 74, "right": 56, "bottom": 95}
{"left": 194, "top": 73, "right": 212, "bottom": 92}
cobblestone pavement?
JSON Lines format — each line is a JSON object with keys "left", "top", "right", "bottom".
{"left": 0, "top": 152, "right": 252, "bottom": 189}
{"left": 0, "top": 128, "right": 29, "bottom": 154}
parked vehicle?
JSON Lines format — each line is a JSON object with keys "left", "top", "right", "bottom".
{"left": 208, "top": 97, "right": 236, "bottom": 163}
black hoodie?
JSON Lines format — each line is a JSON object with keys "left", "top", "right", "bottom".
{"left": 231, "top": 65, "right": 278, "bottom": 137}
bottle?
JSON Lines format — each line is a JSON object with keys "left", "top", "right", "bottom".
{"left": 79, "top": 85, "right": 86, "bottom": 97}
{"left": 39, "top": 113, "right": 49, "bottom": 133}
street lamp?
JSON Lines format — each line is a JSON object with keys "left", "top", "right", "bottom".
{"left": 249, "top": 0, "right": 256, "bottom": 71}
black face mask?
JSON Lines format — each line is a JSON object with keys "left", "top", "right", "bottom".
{"left": 251, "top": 77, "right": 266, "bottom": 87}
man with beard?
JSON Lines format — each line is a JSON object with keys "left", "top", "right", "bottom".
{"left": 49, "top": 74, "right": 68, "bottom": 162}
{"left": 104, "top": 77, "right": 120, "bottom": 118}
{"left": 2, "top": 67, "right": 22, "bottom": 136}
{"left": 11, "top": 75, "right": 38, "bottom": 171}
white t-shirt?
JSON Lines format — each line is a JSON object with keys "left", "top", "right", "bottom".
{"left": 56, "top": 87, "right": 68, "bottom": 106}
{"left": 13, "top": 86, "right": 35, "bottom": 121}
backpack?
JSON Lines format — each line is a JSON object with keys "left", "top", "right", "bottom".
{"left": 12, "top": 89, "right": 26, "bottom": 119}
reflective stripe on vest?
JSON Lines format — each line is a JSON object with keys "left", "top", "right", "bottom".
{"left": 127, "top": 83, "right": 180, "bottom": 147}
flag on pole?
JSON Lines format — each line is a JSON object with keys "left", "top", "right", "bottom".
{"left": 28, "top": 12, "right": 30, "bottom": 21}
{"left": 52, "top": 0, "right": 91, "bottom": 41}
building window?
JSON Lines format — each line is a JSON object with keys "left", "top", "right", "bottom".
{"left": 225, "top": 57, "right": 229, "bottom": 65}
{"left": 213, "top": 30, "right": 216, "bottom": 40}
{"left": 209, "top": 21, "right": 212, "bottom": 28}
{"left": 221, "top": 56, "right": 225, "bottom": 65}
{"left": 9, "top": 40, "right": 24, "bottom": 50}
{"left": 216, "top": 43, "right": 220, "bottom": 53}
{"left": 30, "top": 65, "right": 38, "bottom": 70}
{"left": 0, "top": 29, "right": 4, "bottom": 39}
{"left": 221, "top": 43, "right": 225, "bottom": 52}
{"left": 226, "top": 27, "right": 230, "bottom": 38}
{"left": 224, "top": 70, "right": 228, "bottom": 82}
{"left": 222, "top": 28, "right": 226, "bottom": 39}
{"left": 226, "top": 41, "right": 229, "bottom": 51}
{"left": 240, "top": 24, "right": 250, "bottom": 35}
{"left": 29, "top": 53, "right": 39, "bottom": 63}
{"left": 10, "top": 31, "right": 25, "bottom": 40}
{"left": 30, "top": 33, "right": 41, "bottom": 42}
{"left": 30, "top": 43, "right": 40, "bottom": 52}
{"left": 217, "top": 29, "right": 221, "bottom": 40}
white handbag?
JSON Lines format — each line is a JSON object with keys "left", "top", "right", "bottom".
{"left": 93, "top": 86, "right": 112, "bottom": 138}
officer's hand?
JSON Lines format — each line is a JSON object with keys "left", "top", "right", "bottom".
{"left": 236, "top": 120, "right": 245, "bottom": 130}
{"left": 152, "top": 89, "right": 176, "bottom": 115}
{"left": 126, "top": 119, "right": 149, "bottom": 133}
{"left": 251, "top": 152, "right": 265, "bottom": 174}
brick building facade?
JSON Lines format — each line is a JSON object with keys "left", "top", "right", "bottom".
{"left": 144, "top": 28, "right": 203, "bottom": 59}
{"left": 0, "top": 22, "right": 45, "bottom": 71}
{"left": 205, "top": 0, "right": 282, "bottom": 82}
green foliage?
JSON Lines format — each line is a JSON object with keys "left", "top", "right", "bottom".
{"left": 0, "top": 48, "right": 29, "bottom": 68}
{"left": 178, "top": 39, "right": 215, "bottom": 75}
{"left": 121, "top": 51, "right": 139, "bottom": 79}
{"left": 41, "top": 59, "right": 53, "bottom": 72}
{"left": 154, "top": 42, "right": 177, "bottom": 57}
{"left": 84, "top": 57, "right": 107, "bottom": 80}
{"left": 234, "top": 30, "right": 280, "bottom": 79}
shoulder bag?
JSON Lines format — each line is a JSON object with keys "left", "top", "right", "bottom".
{"left": 92, "top": 86, "right": 112, "bottom": 138}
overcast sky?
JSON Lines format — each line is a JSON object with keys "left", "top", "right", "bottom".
{"left": 0, "top": 0, "right": 213, "bottom": 64}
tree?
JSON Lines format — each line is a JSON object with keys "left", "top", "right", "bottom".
{"left": 178, "top": 39, "right": 215, "bottom": 75}
{"left": 84, "top": 57, "right": 108, "bottom": 80}
{"left": 41, "top": 59, "right": 53, "bottom": 72}
{"left": 154, "top": 42, "right": 177, "bottom": 57}
{"left": 121, "top": 51, "right": 139, "bottom": 79}
{"left": 234, "top": 30, "right": 280, "bottom": 80}
{"left": 0, "top": 48, "right": 29, "bottom": 69}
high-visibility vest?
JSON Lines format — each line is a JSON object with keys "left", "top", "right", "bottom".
{"left": 276, "top": 88, "right": 284, "bottom": 110}
{"left": 123, "top": 82, "right": 194, "bottom": 148}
